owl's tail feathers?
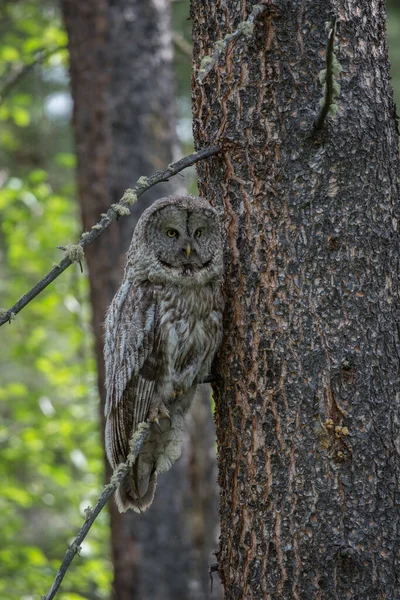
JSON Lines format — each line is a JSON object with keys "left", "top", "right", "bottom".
{"left": 115, "top": 442, "right": 157, "bottom": 512}
{"left": 115, "top": 470, "right": 157, "bottom": 513}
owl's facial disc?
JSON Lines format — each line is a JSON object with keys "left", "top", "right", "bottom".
{"left": 151, "top": 207, "right": 219, "bottom": 276}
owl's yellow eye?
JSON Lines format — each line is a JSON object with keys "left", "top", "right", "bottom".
{"left": 166, "top": 229, "right": 178, "bottom": 238}
{"left": 194, "top": 229, "right": 202, "bottom": 238}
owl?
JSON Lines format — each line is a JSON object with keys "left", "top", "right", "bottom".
{"left": 104, "top": 195, "right": 224, "bottom": 513}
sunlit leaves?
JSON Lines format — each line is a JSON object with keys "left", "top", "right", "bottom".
{"left": 55, "top": 152, "right": 77, "bottom": 169}
{"left": 0, "top": 2, "right": 111, "bottom": 598}
{"left": 0, "top": 46, "right": 20, "bottom": 62}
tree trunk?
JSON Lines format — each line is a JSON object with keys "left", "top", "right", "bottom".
{"left": 62, "top": 1, "right": 220, "bottom": 598}
{"left": 191, "top": 0, "right": 400, "bottom": 598}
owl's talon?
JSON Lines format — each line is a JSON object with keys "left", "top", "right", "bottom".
{"left": 150, "top": 401, "right": 171, "bottom": 430}
{"left": 152, "top": 415, "right": 171, "bottom": 432}
{"left": 159, "top": 410, "right": 172, "bottom": 429}
{"left": 153, "top": 417, "right": 162, "bottom": 432}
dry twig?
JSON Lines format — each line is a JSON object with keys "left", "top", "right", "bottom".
{"left": 172, "top": 32, "right": 192, "bottom": 59}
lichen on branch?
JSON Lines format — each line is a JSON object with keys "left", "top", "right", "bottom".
{"left": 58, "top": 244, "right": 85, "bottom": 263}
{"left": 42, "top": 420, "right": 151, "bottom": 600}
{"left": 0, "top": 145, "right": 220, "bottom": 328}
{"left": 197, "top": 3, "right": 269, "bottom": 83}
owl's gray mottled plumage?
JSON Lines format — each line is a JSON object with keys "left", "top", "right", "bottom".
{"left": 104, "top": 195, "right": 224, "bottom": 512}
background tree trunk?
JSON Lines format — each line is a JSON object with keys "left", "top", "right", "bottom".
{"left": 62, "top": 0, "right": 220, "bottom": 598}
{"left": 191, "top": 0, "right": 400, "bottom": 598}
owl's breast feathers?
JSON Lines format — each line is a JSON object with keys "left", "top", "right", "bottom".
{"left": 104, "top": 278, "right": 223, "bottom": 512}
{"left": 154, "top": 282, "right": 222, "bottom": 392}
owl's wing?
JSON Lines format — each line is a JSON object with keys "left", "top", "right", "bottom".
{"left": 104, "top": 280, "right": 160, "bottom": 468}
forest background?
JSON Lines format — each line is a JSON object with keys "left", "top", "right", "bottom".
{"left": 0, "top": 1, "right": 399, "bottom": 599}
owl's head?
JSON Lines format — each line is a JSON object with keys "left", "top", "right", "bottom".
{"left": 128, "top": 195, "right": 224, "bottom": 286}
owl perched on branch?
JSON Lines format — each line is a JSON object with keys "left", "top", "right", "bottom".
{"left": 104, "top": 195, "right": 224, "bottom": 512}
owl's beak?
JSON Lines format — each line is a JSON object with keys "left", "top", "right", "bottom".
{"left": 186, "top": 244, "right": 191, "bottom": 259}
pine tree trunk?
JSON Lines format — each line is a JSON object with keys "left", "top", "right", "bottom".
{"left": 191, "top": 0, "right": 400, "bottom": 598}
{"left": 62, "top": 1, "right": 220, "bottom": 598}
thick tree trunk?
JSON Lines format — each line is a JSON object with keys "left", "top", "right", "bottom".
{"left": 191, "top": 0, "right": 400, "bottom": 598}
{"left": 62, "top": 1, "right": 220, "bottom": 598}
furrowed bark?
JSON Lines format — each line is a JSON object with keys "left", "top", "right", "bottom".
{"left": 191, "top": 0, "right": 400, "bottom": 598}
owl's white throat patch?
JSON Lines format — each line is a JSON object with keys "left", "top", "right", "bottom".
{"left": 157, "top": 257, "right": 212, "bottom": 276}
{"left": 182, "top": 264, "right": 194, "bottom": 275}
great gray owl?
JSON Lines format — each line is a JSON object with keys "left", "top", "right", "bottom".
{"left": 104, "top": 195, "right": 224, "bottom": 512}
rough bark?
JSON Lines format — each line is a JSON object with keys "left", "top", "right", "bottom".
{"left": 191, "top": 0, "right": 400, "bottom": 598}
{"left": 62, "top": 1, "right": 220, "bottom": 598}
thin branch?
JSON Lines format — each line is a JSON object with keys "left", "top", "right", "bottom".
{"left": 314, "top": 18, "right": 338, "bottom": 131}
{"left": 172, "top": 32, "right": 192, "bottom": 59}
{"left": 42, "top": 421, "right": 151, "bottom": 600}
{"left": 197, "top": 2, "right": 269, "bottom": 82}
{"left": 0, "top": 45, "right": 68, "bottom": 106}
{"left": 42, "top": 377, "right": 213, "bottom": 599}
{"left": 0, "top": 145, "right": 221, "bottom": 327}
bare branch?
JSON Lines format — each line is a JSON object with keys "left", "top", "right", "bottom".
{"left": 314, "top": 18, "right": 341, "bottom": 131}
{"left": 0, "top": 145, "right": 221, "bottom": 327}
{"left": 0, "top": 46, "right": 68, "bottom": 106}
{"left": 42, "top": 421, "right": 151, "bottom": 600}
{"left": 172, "top": 32, "right": 192, "bottom": 59}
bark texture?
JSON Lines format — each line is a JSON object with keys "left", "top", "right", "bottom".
{"left": 62, "top": 1, "right": 220, "bottom": 598}
{"left": 191, "top": 0, "right": 400, "bottom": 598}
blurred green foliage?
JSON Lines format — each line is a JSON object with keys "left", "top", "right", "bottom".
{"left": 0, "top": 1, "right": 399, "bottom": 599}
{"left": 0, "top": 2, "right": 111, "bottom": 599}
{"left": 387, "top": 0, "right": 400, "bottom": 103}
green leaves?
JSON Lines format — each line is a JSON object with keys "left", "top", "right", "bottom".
{"left": 0, "top": 2, "right": 110, "bottom": 598}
